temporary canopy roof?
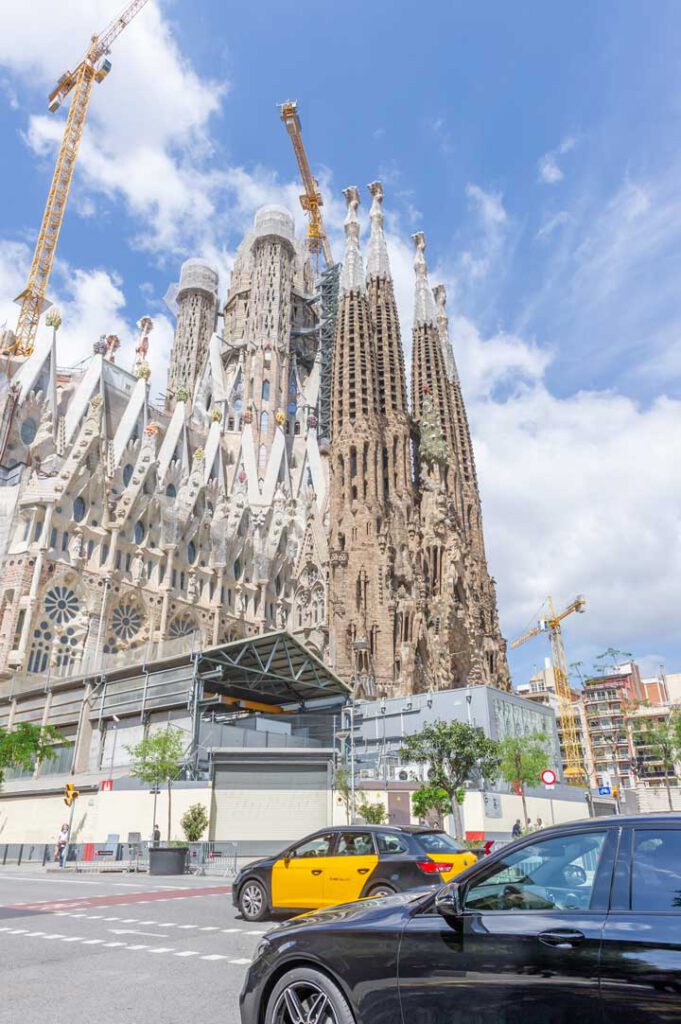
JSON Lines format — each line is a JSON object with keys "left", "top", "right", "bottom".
{"left": 196, "top": 630, "right": 351, "bottom": 711}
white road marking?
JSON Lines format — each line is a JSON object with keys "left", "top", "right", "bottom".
{"left": 177, "top": 924, "right": 197, "bottom": 929}
{"left": 147, "top": 947, "right": 174, "bottom": 954}
{"left": 201, "top": 954, "right": 228, "bottom": 961}
{"left": 103, "top": 941, "right": 126, "bottom": 947}
{"left": 175, "top": 950, "right": 199, "bottom": 957}
{"left": 229, "top": 958, "right": 252, "bottom": 965}
{"left": 81, "top": 939, "right": 105, "bottom": 945}
{"left": 110, "top": 928, "right": 169, "bottom": 938}
{"left": 62, "top": 937, "right": 83, "bottom": 942}
{"left": 126, "top": 944, "right": 148, "bottom": 950}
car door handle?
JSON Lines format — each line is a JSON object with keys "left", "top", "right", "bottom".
{"left": 311, "top": 869, "right": 323, "bottom": 876}
{"left": 538, "top": 929, "right": 585, "bottom": 949}
{"left": 357, "top": 868, "right": 370, "bottom": 875}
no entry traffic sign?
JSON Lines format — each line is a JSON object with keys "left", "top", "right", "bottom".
{"left": 541, "top": 768, "right": 557, "bottom": 787}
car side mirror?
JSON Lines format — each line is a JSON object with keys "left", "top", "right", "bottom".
{"left": 435, "top": 882, "right": 462, "bottom": 921}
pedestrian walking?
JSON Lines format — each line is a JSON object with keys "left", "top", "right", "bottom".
{"left": 511, "top": 819, "right": 522, "bottom": 838}
{"left": 535, "top": 817, "right": 544, "bottom": 831}
{"left": 152, "top": 823, "right": 161, "bottom": 847}
{"left": 525, "top": 818, "right": 533, "bottom": 832}
{"left": 56, "top": 822, "right": 70, "bottom": 867}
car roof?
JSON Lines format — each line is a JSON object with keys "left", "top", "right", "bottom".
{"left": 307, "top": 824, "right": 445, "bottom": 835}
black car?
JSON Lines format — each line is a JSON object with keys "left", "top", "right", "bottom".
{"left": 240, "top": 812, "right": 681, "bottom": 1024}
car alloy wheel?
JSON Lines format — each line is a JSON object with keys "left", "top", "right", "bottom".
{"left": 272, "top": 981, "right": 338, "bottom": 1024}
{"left": 368, "top": 885, "right": 395, "bottom": 898}
{"left": 240, "top": 881, "right": 265, "bottom": 921}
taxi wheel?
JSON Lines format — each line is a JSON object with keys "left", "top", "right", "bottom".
{"left": 238, "top": 879, "right": 268, "bottom": 922}
{"left": 367, "top": 883, "right": 396, "bottom": 898}
{"left": 266, "top": 967, "right": 354, "bottom": 1024}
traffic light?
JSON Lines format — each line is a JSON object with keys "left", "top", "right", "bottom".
{"left": 64, "top": 783, "right": 79, "bottom": 807}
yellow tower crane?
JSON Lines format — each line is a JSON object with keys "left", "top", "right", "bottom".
{"left": 511, "top": 595, "right": 587, "bottom": 781}
{"left": 9, "top": 0, "right": 152, "bottom": 358}
{"left": 279, "top": 101, "right": 333, "bottom": 270}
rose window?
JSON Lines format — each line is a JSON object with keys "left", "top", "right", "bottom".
{"left": 112, "top": 603, "right": 143, "bottom": 641}
{"left": 169, "top": 615, "right": 197, "bottom": 639}
{"left": 45, "top": 587, "right": 79, "bottom": 625}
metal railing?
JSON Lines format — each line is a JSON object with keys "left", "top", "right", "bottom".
{"left": 0, "top": 839, "right": 238, "bottom": 876}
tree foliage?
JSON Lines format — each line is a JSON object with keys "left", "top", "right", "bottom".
{"left": 333, "top": 765, "right": 352, "bottom": 824}
{"left": 126, "top": 728, "right": 185, "bottom": 841}
{"left": 412, "top": 785, "right": 451, "bottom": 828}
{"left": 357, "top": 799, "right": 387, "bottom": 824}
{"left": 498, "top": 733, "right": 550, "bottom": 822}
{"left": 400, "top": 721, "right": 501, "bottom": 837}
{"left": 0, "top": 724, "right": 64, "bottom": 785}
{"left": 634, "top": 714, "right": 681, "bottom": 811}
{"left": 180, "top": 803, "right": 209, "bottom": 842}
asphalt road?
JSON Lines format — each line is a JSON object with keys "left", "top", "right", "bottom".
{"left": 0, "top": 866, "right": 263, "bottom": 1024}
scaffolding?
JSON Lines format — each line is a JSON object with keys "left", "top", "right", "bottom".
{"left": 318, "top": 263, "right": 340, "bottom": 447}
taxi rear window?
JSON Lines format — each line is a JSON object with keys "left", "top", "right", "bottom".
{"left": 415, "top": 832, "right": 464, "bottom": 854}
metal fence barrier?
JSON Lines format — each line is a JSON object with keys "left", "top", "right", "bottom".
{"left": 0, "top": 839, "right": 237, "bottom": 876}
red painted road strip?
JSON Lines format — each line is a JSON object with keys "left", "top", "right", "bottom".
{"left": 9, "top": 885, "right": 232, "bottom": 913}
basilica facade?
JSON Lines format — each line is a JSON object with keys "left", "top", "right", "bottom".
{"left": 0, "top": 188, "right": 509, "bottom": 696}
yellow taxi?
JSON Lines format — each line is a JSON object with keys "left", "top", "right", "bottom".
{"left": 233, "top": 825, "right": 476, "bottom": 921}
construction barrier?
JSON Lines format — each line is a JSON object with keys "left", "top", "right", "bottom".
{"left": 0, "top": 840, "right": 237, "bottom": 876}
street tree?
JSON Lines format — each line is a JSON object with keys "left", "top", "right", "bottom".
{"left": 0, "top": 723, "right": 64, "bottom": 785}
{"left": 180, "top": 803, "right": 209, "bottom": 842}
{"left": 357, "top": 800, "right": 387, "bottom": 825}
{"left": 333, "top": 765, "right": 352, "bottom": 824}
{"left": 411, "top": 785, "right": 451, "bottom": 828}
{"left": 126, "top": 728, "right": 185, "bottom": 841}
{"left": 400, "top": 721, "right": 501, "bottom": 839}
{"left": 498, "top": 733, "right": 550, "bottom": 824}
{"left": 634, "top": 714, "right": 681, "bottom": 811}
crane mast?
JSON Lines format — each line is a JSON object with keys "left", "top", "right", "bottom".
{"left": 511, "top": 595, "right": 586, "bottom": 781}
{"left": 279, "top": 101, "right": 333, "bottom": 269}
{"left": 9, "top": 0, "right": 152, "bottom": 358}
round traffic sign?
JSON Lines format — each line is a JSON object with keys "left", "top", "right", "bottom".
{"left": 541, "top": 768, "right": 557, "bottom": 786}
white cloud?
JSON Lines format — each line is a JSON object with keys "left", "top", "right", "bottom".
{"left": 0, "top": 0, "right": 304, "bottom": 264}
{"left": 458, "top": 183, "right": 510, "bottom": 284}
{"left": 474, "top": 380, "right": 681, "bottom": 667}
{"left": 536, "top": 210, "right": 572, "bottom": 240}
{"left": 537, "top": 135, "right": 577, "bottom": 185}
{"left": 0, "top": 239, "right": 174, "bottom": 399}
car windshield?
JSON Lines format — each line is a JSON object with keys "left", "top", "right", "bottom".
{"left": 415, "top": 832, "right": 464, "bottom": 854}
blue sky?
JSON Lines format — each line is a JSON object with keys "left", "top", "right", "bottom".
{"left": 1, "top": 0, "right": 680, "bottom": 687}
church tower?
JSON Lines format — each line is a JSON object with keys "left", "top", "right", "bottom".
{"left": 166, "top": 258, "right": 218, "bottom": 407}
{"left": 329, "top": 187, "right": 392, "bottom": 696}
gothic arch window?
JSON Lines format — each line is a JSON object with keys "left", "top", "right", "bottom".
{"left": 20, "top": 418, "right": 37, "bottom": 446}
{"left": 27, "top": 620, "right": 53, "bottom": 674}
{"left": 294, "top": 420, "right": 301, "bottom": 435}
{"left": 260, "top": 412, "right": 269, "bottom": 434}
{"left": 165, "top": 483, "right": 177, "bottom": 498}
{"left": 45, "top": 586, "right": 79, "bottom": 626}
{"left": 123, "top": 464, "right": 134, "bottom": 487}
{"left": 111, "top": 602, "right": 143, "bottom": 642}
{"left": 187, "top": 540, "right": 197, "bottom": 564}
{"left": 262, "top": 380, "right": 270, "bottom": 401}
{"left": 134, "top": 520, "right": 145, "bottom": 544}
{"left": 55, "top": 626, "right": 79, "bottom": 672}
{"left": 73, "top": 497, "right": 86, "bottom": 523}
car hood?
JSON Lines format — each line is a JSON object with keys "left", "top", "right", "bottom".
{"left": 270, "top": 887, "right": 433, "bottom": 933}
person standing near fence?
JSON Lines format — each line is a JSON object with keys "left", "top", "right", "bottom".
{"left": 56, "top": 823, "right": 69, "bottom": 867}
{"left": 152, "top": 824, "right": 161, "bottom": 848}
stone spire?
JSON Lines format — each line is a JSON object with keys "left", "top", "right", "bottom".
{"left": 413, "top": 230, "right": 439, "bottom": 327}
{"left": 434, "top": 283, "right": 475, "bottom": 490}
{"left": 332, "top": 188, "right": 380, "bottom": 439}
{"left": 365, "top": 181, "right": 391, "bottom": 280}
{"left": 340, "top": 187, "right": 365, "bottom": 294}
{"left": 410, "top": 233, "right": 456, "bottom": 453}
{"left": 365, "top": 181, "right": 411, "bottom": 498}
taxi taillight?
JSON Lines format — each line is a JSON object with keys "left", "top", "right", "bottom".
{"left": 417, "top": 860, "right": 453, "bottom": 874}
